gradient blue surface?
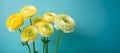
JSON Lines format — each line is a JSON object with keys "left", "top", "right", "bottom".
{"left": 0, "top": 0, "right": 120, "bottom": 53}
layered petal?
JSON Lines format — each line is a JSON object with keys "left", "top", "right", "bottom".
{"left": 20, "top": 5, "right": 37, "bottom": 19}
{"left": 54, "top": 14, "right": 75, "bottom": 33}
{"left": 43, "top": 12, "right": 56, "bottom": 23}
{"left": 32, "top": 17, "right": 43, "bottom": 27}
{"left": 37, "top": 21, "right": 54, "bottom": 37}
{"left": 21, "top": 26, "right": 38, "bottom": 41}
{"left": 6, "top": 14, "right": 24, "bottom": 32}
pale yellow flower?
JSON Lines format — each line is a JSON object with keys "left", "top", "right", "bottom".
{"left": 37, "top": 21, "right": 54, "bottom": 37}
{"left": 32, "top": 17, "right": 43, "bottom": 27}
{"left": 6, "top": 14, "right": 24, "bottom": 32}
{"left": 21, "top": 26, "right": 38, "bottom": 41}
{"left": 20, "top": 5, "right": 37, "bottom": 19}
{"left": 54, "top": 14, "right": 75, "bottom": 33}
{"left": 43, "top": 12, "right": 56, "bottom": 23}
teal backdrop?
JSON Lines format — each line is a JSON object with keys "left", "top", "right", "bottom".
{"left": 0, "top": 0, "right": 120, "bottom": 53}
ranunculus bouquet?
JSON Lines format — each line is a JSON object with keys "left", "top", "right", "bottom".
{"left": 6, "top": 5, "right": 75, "bottom": 53}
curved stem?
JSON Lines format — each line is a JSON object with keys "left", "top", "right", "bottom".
{"left": 27, "top": 44, "right": 32, "bottom": 53}
{"left": 54, "top": 31, "right": 62, "bottom": 53}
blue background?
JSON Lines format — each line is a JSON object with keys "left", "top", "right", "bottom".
{"left": 0, "top": 0, "right": 120, "bottom": 53}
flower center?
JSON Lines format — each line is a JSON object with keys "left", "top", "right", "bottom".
{"left": 24, "top": 9, "right": 32, "bottom": 14}
{"left": 11, "top": 17, "right": 16, "bottom": 22}
{"left": 61, "top": 17, "right": 69, "bottom": 23}
{"left": 26, "top": 30, "right": 33, "bottom": 37}
{"left": 48, "top": 14, "right": 52, "bottom": 16}
{"left": 43, "top": 25, "right": 49, "bottom": 31}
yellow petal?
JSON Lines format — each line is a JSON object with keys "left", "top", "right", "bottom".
{"left": 32, "top": 17, "right": 43, "bottom": 27}
{"left": 21, "top": 26, "right": 38, "bottom": 41}
{"left": 37, "top": 21, "right": 54, "bottom": 37}
{"left": 6, "top": 14, "right": 24, "bottom": 32}
{"left": 20, "top": 5, "right": 37, "bottom": 19}
{"left": 43, "top": 12, "right": 56, "bottom": 23}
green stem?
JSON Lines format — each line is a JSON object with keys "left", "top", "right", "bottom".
{"left": 30, "top": 18, "right": 37, "bottom": 53}
{"left": 54, "top": 31, "right": 62, "bottom": 53}
{"left": 42, "top": 37, "right": 46, "bottom": 53}
{"left": 18, "top": 28, "right": 21, "bottom": 33}
{"left": 43, "top": 43, "right": 45, "bottom": 53}
{"left": 42, "top": 37, "right": 49, "bottom": 53}
{"left": 30, "top": 18, "right": 32, "bottom": 25}
{"left": 33, "top": 41, "right": 37, "bottom": 53}
{"left": 46, "top": 37, "right": 48, "bottom": 53}
{"left": 27, "top": 43, "right": 32, "bottom": 53}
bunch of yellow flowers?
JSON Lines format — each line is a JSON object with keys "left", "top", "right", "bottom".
{"left": 6, "top": 5, "right": 75, "bottom": 53}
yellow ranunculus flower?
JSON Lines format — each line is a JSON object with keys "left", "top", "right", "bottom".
{"left": 37, "top": 21, "right": 54, "bottom": 37}
{"left": 6, "top": 14, "right": 24, "bottom": 32}
{"left": 54, "top": 14, "right": 75, "bottom": 33}
{"left": 20, "top": 5, "right": 37, "bottom": 19}
{"left": 32, "top": 17, "right": 43, "bottom": 27}
{"left": 21, "top": 26, "right": 38, "bottom": 41}
{"left": 43, "top": 12, "right": 56, "bottom": 23}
